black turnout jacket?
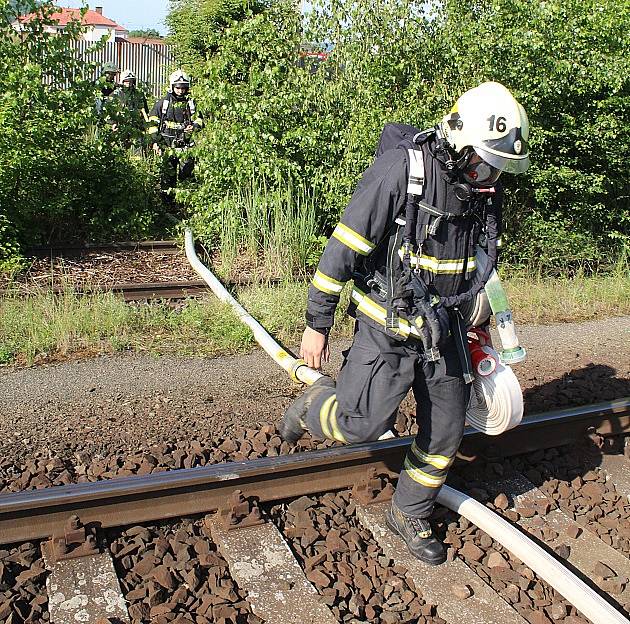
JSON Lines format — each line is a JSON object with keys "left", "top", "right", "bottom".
{"left": 306, "top": 137, "right": 503, "bottom": 342}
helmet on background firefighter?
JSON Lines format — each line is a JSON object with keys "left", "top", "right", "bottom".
{"left": 101, "top": 62, "right": 118, "bottom": 79}
{"left": 169, "top": 69, "right": 191, "bottom": 96}
{"left": 440, "top": 82, "right": 530, "bottom": 186}
{"left": 120, "top": 69, "right": 136, "bottom": 88}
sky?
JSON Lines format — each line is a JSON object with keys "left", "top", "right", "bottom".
{"left": 56, "top": 1, "right": 170, "bottom": 34}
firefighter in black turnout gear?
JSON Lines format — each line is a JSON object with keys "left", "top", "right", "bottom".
{"left": 147, "top": 69, "right": 204, "bottom": 191}
{"left": 279, "top": 82, "right": 531, "bottom": 565}
{"left": 94, "top": 62, "right": 119, "bottom": 127}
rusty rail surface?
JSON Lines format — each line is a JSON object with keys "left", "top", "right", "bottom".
{"left": 0, "top": 398, "right": 628, "bottom": 545}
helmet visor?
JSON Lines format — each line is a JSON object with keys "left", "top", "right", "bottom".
{"left": 474, "top": 146, "right": 530, "bottom": 174}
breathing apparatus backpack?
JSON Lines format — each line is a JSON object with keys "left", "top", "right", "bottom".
{"left": 363, "top": 122, "right": 525, "bottom": 368}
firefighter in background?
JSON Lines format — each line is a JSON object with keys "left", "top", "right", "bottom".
{"left": 147, "top": 69, "right": 204, "bottom": 193}
{"left": 279, "top": 82, "right": 530, "bottom": 565}
{"left": 94, "top": 62, "right": 118, "bottom": 122}
{"left": 113, "top": 69, "right": 149, "bottom": 150}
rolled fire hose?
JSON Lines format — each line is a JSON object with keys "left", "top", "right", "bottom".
{"left": 186, "top": 230, "right": 621, "bottom": 623}
{"left": 438, "top": 486, "right": 629, "bottom": 624}
{"left": 466, "top": 343, "right": 523, "bottom": 434}
{"left": 185, "top": 229, "right": 520, "bottom": 434}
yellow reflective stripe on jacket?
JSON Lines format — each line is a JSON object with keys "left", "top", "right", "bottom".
{"left": 165, "top": 120, "right": 186, "bottom": 129}
{"left": 398, "top": 249, "right": 476, "bottom": 274}
{"left": 350, "top": 288, "right": 422, "bottom": 340}
{"left": 410, "top": 441, "right": 453, "bottom": 470}
{"left": 403, "top": 458, "right": 446, "bottom": 487}
{"left": 312, "top": 270, "right": 345, "bottom": 296}
{"left": 332, "top": 223, "right": 375, "bottom": 256}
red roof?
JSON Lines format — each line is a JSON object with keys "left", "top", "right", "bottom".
{"left": 21, "top": 8, "right": 128, "bottom": 32}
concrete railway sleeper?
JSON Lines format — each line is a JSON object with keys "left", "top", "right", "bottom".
{"left": 3, "top": 467, "right": 630, "bottom": 623}
{"left": 0, "top": 401, "right": 630, "bottom": 623}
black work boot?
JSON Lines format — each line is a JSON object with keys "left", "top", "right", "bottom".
{"left": 386, "top": 501, "right": 446, "bottom": 565}
{"left": 278, "top": 376, "right": 336, "bottom": 443}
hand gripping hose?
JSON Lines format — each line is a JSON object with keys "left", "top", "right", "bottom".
{"left": 186, "top": 230, "right": 520, "bottom": 434}
{"left": 184, "top": 230, "right": 322, "bottom": 386}
{"left": 437, "top": 486, "right": 629, "bottom": 624}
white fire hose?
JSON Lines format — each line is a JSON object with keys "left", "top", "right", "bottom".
{"left": 186, "top": 229, "right": 625, "bottom": 623}
{"left": 438, "top": 486, "right": 629, "bottom": 624}
{"left": 184, "top": 230, "right": 322, "bottom": 386}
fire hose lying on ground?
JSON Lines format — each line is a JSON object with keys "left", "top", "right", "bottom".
{"left": 185, "top": 228, "right": 627, "bottom": 624}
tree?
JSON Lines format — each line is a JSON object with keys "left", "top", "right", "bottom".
{"left": 128, "top": 28, "right": 162, "bottom": 38}
{"left": 168, "top": 0, "right": 629, "bottom": 271}
{"left": 0, "top": 0, "right": 162, "bottom": 265}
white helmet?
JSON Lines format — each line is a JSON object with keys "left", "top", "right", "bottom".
{"left": 120, "top": 69, "right": 136, "bottom": 84}
{"left": 441, "top": 82, "right": 530, "bottom": 175}
{"left": 169, "top": 69, "right": 191, "bottom": 91}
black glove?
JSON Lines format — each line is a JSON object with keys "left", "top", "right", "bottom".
{"left": 414, "top": 296, "right": 450, "bottom": 360}
{"left": 408, "top": 274, "right": 450, "bottom": 361}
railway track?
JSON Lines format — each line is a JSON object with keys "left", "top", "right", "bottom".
{"left": 24, "top": 240, "right": 181, "bottom": 257}
{"left": 2, "top": 399, "right": 630, "bottom": 623}
{"left": 3, "top": 239, "right": 292, "bottom": 301}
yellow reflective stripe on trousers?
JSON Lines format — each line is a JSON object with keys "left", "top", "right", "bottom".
{"left": 319, "top": 394, "right": 337, "bottom": 440}
{"left": 312, "top": 270, "right": 345, "bottom": 295}
{"left": 332, "top": 223, "right": 375, "bottom": 256}
{"left": 410, "top": 441, "right": 452, "bottom": 470}
{"left": 403, "top": 458, "right": 446, "bottom": 487}
{"left": 327, "top": 399, "right": 346, "bottom": 442}
{"left": 398, "top": 249, "right": 476, "bottom": 274}
{"left": 350, "top": 288, "right": 422, "bottom": 339}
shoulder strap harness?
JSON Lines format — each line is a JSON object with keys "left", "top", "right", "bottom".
{"left": 360, "top": 127, "right": 500, "bottom": 338}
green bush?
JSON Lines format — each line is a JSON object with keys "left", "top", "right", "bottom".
{"left": 0, "top": 0, "right": 164, "bottom": 260}
{"left": 169, "top": 0, "right": 629, "bottom": 272}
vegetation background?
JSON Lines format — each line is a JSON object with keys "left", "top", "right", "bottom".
{"left": 0, "top": 0, "right": 628, "bottom": 275}
{"left": 168, "top": 0, "right": 629, "bottom": 274}
{"left": 0, "top": 0, "right": 164, "bottom": 273}
{"left": 0, "top": 0, "right": 628, "bottom": 366}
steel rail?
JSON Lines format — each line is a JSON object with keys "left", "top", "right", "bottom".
{"left": 0, "top": 280, "right": 210, "bottom": 302}
{"left": 0, "top": 398, "right": 628, "bottom": 545}
{"left": 25, "top": 240, "right": 180, "bottom": 257}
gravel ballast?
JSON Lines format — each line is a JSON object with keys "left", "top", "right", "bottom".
{"left": 0, "top": 317, "right": 628, "bottom": 466}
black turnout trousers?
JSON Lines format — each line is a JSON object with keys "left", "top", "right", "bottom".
{"left": 304, "top": 321, "right": 470, "bottom": 518}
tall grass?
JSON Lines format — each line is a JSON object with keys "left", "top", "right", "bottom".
{"left": 503, "top": 251, "right": 630, "bottom": 324}
{"left": 217, "top": 179, "right": 323, "bottom": 280}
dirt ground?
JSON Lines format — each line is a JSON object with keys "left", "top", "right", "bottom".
{"left": 0, "top": 316, "right": 628, "bottom": 463}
